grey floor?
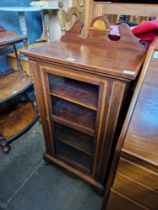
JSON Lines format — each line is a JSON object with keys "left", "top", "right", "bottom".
{"left": 0, "top": 121, "right": 103, "bottom": 210}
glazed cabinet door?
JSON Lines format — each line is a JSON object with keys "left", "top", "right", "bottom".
{"left": 39, "top": 63, "right": 108, "bottom": 176}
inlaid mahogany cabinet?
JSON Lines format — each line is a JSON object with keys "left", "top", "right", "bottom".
{"left": 22, "top": 18, "right": 146, "bottom": 192}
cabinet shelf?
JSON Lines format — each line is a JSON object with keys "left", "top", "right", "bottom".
{"left": 56, "top": 141, "right": 92, "bottom": 172}
{"left": 52, "top": 98, "right": 96, "bottom": 136}
{"left": 54, "top": 124, "right": 94, "bottom": 156}
{"left": 52, "top": 115, "right": 95, "bottom": 136}
{"left": 49, "top": 76, "right": 98, "bottom": 111}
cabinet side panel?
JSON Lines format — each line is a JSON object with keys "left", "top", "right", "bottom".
{"left": 29, "top": 60, "right": 54, "bottom": 156}
{"left": 96, "top": 81, "right": 128, "bottom": 183}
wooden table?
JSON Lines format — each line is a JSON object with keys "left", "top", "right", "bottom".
{"left": 0, "top": 31, "right": 38, "bottom": 153}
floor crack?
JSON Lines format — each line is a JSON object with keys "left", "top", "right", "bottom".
{"left": 6, "top": 161, "right": 43, "bottom": 205}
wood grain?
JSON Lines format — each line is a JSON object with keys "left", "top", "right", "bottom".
{"left": 113, "top": 172, "right": 158, "bottom": 210}
{"left": 106, "top": 190, "right": 148, "bottom": 210}
{"left": 21, "top": 19, "right": 146, "bottom": 81}
{"left": 84, "top": 1, "right": 158, "bottom": 34}
{"left": 0, "top": 101, "right": 36, "bottom": 140}
{"left": 123, "top": 54, "right": 158, "bottom": 169}
{"left": 118, "top": 158, "right": 158, "bottom": 193}
{"left": 0, "top": 71, "right": 32, "bottom": 103}
{"left": 102, "top": 38, "right": 158, "bottom": 209}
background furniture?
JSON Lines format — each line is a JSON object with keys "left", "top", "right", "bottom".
{"left": 58, "top": 2, "right": 83, "bottom": 34}
{"left": 0, "top": 30, "right": 38, "bottom": 153}
{"left": 0, "top": 6, "right": 59, "bottom": 42}
{"left": 22, "top": 17, "right": 146, "bottom": 193}
{"left": 102, "top": 37, "right": 158, "bottom": 210}
{"left": 84, "top": 2, "right": 158, "bottom": 35}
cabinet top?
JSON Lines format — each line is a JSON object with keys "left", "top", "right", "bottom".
{"left": 22, "top": 19, "right": 146, "bottom": 81}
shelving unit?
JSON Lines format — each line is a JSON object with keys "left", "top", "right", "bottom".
{"left": 0, "top": 30, "right": 38, "bottom": 152}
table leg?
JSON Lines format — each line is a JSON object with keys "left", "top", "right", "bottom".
{"left": 43, "top": 10, "right": 50, "bottom": 42}
{"left": 18, "top": 11, "right": 27, "bottom": 38}
{"left": 0, "top": 136, "right": 11, "bottom": 153}
{"left": 13, "top": 44, "right": 22, "bottom": 71}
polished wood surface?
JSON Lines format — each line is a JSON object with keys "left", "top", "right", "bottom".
{"left": 118, "top": 158, "right": 158, "bottom": 193}
{"left": 0, "top": 101, "right": 36, "bottom": 140}
{"left": 107, "top": 158, "right": 158, "bottom": 210}
{"left": 0, "top": 71, "right": 32, "bottom": 103}
{"left": 0, "top": 31, "right": 24, "bottom": 47}
{"left": 123, "top": 55, "right": 158, "bottom": 169}
{"left": 103, "top": 38, "right": 158, "bottom": 209}
{"left": 106, "top": 190, "right": 147, "bottom": 210}
{"left": 22, "top": 18, "right": 145, "bottom": 193}
{"left": 22, "top": 20, "right": 146, "bottom": 81}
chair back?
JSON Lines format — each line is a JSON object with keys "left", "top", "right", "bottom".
{"left": 84, "top": 2, "right": 158, "bottom": 34}
{"left": 58, "top": 0, "right": 84, "bottom": 34}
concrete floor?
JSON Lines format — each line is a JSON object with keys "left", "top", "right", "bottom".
{"left": 0, "top": 121, "right": 103, "bottom": 210}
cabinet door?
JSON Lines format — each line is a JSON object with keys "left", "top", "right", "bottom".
{"left": 39, "top": 64, "right": 108, "bottom": 175}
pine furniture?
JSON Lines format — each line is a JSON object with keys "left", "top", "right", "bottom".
{"left": 21, "top": 17, "right": 146, "bottom": 193}
{"left": 84, "top": 2, "right": 158, "bottom": 35}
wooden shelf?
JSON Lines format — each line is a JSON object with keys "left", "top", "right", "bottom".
{"left": 52, "top": 99, "right": 96, "bottom": 136}
{"left": 0, "top": 101, "right": 37, "bottom": 142}
{"left": 54, "top": 124, "right": 94, "bottom": 156}
{"left": 50, "top": 78, "right": 98, "bottom": 111}
{"left": 56, "top": 141, "right": 92, "bottom": 172}
{"left": 0, "top": 71, "right": 32, "bottom": 103}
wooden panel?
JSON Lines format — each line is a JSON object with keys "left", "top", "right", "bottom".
{"left": 96, "top": 81, "right": 127, "bottom": 182}
{"left": 93, "top": 3, "right": 158, "bottom": 17}
{"left": 30, "top": 61, "right": 55, "bottom": 155}
{"left": 118, "top": 158, "right": 158, "bottom": 192}
{"left": 84, "top": 1, "right": 158, "bottom": 35}
{"left": 123, "top": 55, "right": 158, "bottom": 169}
{"left": 106, "top": 190, "right": 148, "bottom": 210}
{"left": 113, "top": 172, "right": 158, "bottom": 210}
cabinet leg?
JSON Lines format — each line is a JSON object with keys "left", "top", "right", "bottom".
{"left": 0, "top": 138, "right": 11, "bottom": 153}
{"left": 91, "top": 185, "right": 104, "bottom": 196}
{"left": 43, "top": 153, "right": 52, "bottom": 165}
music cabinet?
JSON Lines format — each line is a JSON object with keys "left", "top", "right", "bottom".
{"left": 22, "top": 18, "right": 146, "bottom": 193}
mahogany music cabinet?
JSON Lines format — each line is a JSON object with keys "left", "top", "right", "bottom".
{"left": 22, "top": 18, "right": 146, "bottom": 193}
